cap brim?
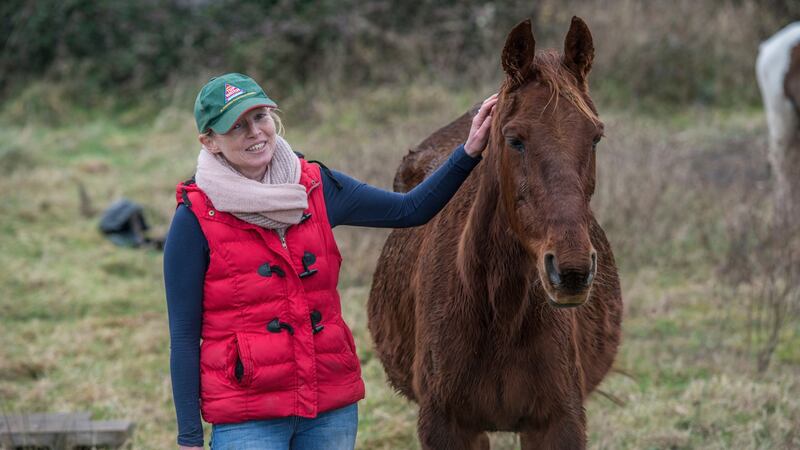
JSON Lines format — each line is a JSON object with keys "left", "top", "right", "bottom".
{"left": 209, "top": 96, "right": 277, "bottom": 134}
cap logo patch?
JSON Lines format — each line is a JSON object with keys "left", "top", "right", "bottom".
{"left": 224, "top": 83, "right": 245, "bottom": 103}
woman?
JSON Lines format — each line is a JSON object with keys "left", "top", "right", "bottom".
{"left": 164, "top": 73, "right": 496, "bottom": 450}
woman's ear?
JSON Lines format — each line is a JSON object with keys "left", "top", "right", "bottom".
{"left": 199, "top": 133, "right": 220, "bottom": 153}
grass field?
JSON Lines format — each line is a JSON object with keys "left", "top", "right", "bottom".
{"left": 1, "top": 82, "right": 799, "bottom": 449}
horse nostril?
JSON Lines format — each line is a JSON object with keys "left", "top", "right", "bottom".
{"left": 544, "top": 253, "right": 561, "bottom": 287}
{"left": 585, "top": 252, "right": 597, "bottom": 287}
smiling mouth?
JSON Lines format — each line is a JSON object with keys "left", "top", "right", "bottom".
{"left": 245, "top": 142, "right": 266, "bottom": 153}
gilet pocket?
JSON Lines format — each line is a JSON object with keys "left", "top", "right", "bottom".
{"left": 336, "top": 317, "right": 360, "bottom": 372}
{"left": 230, "top": 333, "right": 253, "bottom": 387}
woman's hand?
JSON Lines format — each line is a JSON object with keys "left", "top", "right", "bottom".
{"left": 464, "top": 93, "right": 499, "bottom": 157}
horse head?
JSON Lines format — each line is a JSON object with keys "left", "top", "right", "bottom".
{"left": 489, "top": 17, "right": 603, "bottom": 308}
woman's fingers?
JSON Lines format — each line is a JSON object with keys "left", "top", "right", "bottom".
{"left": 465, "top": 94, "right": 498, "bottom": 156}
{"left": 473, "top": 94, "right": 498, "bottom": 123}
{"left": 477, "top": 103, "right": 496, "bottom": 131}
{"left": 475, "top": 95, "right": 498, "bottom": 119}
{"left": 478, "top": 111, "right": 493, "bottom": 134}
{"left": 472, "top": 101, "right": 496, "bottom": 138}
{"left": 474, "top": 111, "right": 493, "bottom": 142}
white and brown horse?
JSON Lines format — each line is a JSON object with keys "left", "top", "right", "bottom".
{"left": 756, "top": 22, "right": 800, "bottom": 218}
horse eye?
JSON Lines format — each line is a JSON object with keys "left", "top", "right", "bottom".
{"left": 592, "top": 136, "right": 602, "bottom": 150}
{"left": 506, "top": 137, "right": 525, "bottom": 152}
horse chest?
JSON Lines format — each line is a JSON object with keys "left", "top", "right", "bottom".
{"left": 440, "top": 338, "right": 569, "bottom": 430}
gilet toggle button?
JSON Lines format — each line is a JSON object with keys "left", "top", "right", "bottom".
{"left": 299, "top": 251, "right": 318, "bottom": 278}
{"left": 267, "top": 318, "right": 294, "bottom": 335}
{"left": 310, "top": 310, "right": 324, "bottom": 334}
{"left": 258, "top": 263, "right": 285, "bottom": 278}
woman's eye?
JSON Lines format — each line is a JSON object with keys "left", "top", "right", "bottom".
{"left": 507, "top": 137, "right": 525, "bottom": 152}
{"left": 255, "top": 113, "right": 267, "bottom": 120}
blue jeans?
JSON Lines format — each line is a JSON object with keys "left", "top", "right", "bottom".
{"left": 210, "top": 403, "right": 358, "bottom": 450}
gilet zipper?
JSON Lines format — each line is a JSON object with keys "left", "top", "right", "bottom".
{"left": 274, "top": 178, "right": 319, "bottom": 249}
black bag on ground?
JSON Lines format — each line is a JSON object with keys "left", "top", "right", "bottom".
{"left": 98, "top": 199, "right": 163, "bottom": 250}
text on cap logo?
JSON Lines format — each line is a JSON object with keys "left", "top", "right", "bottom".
{"left": 224, "top": 83, "right": 245, "bottom": 103}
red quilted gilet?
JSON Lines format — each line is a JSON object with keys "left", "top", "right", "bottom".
{"left": 175, "top": 160, "right": 364, "bottom": 424}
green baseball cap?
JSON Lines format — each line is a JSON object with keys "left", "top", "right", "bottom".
{"left": 194, "top": 73, "right": 277, "bottom": 134}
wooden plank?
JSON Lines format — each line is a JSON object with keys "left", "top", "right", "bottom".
{"left": 0, "top": 413, "right": 134, "bottom": 449}
{"left": 64, "top": 420, "right": 135, "bottom": 448}
{"left": 1, "top": 413, "right": 91, "bottom": 448}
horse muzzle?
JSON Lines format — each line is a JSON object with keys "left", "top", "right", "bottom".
{"left": 542, "top": 251, "right": 597, "bottom": 307}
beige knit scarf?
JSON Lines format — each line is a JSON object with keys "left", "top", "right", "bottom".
{"left": 195, "top": 135, "right": 308, "bottom": 232}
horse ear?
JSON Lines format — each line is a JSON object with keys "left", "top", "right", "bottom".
{"left": 502, "top": 19, "right": 536, "bottom": 86}
{"left": 563, "top": 16, "right": 594, "bottom": 88}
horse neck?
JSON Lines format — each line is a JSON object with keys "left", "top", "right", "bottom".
{"left": 456, "top": 164, "right": 547, "bottom": 336}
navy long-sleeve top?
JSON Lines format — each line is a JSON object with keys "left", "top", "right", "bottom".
{"left": 163, "top": 145, "right": 479, "bottom": 447}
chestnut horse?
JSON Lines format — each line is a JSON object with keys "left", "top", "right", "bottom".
{"left": 368, "top": 17, "right": 622, "bottom": 449}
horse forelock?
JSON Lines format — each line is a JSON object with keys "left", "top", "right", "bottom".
{"left": 500, "top": 50, "right": 599, "bottom": 126}
{"left": 539, "top": 50, "right": 599, "bottom": 124}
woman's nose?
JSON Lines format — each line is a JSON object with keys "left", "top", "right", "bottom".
{"left": 245, "top": 121, "right": 263, "bottom": 137}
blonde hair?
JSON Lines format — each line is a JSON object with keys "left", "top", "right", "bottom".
{"left": 270, "top": 108, "right": 284, "bottom": 136}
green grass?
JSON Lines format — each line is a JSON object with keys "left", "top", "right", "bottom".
{"left": 1, "top": 82, "right": 798, "bottom": 449}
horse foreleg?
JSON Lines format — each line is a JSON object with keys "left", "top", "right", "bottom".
{"left": 520, "top": 412, "right": 586, "bottom": 450}
{"left": 417, "top": 402, "right": 490, "bottom": 450}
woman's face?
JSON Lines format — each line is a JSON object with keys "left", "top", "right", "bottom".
{"left": 199, "top": 107, "right": 277, "bottom": 180}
